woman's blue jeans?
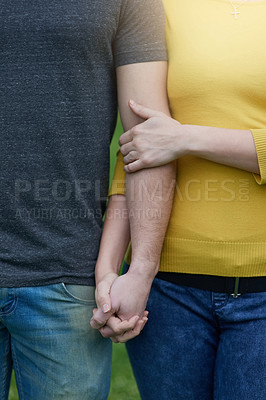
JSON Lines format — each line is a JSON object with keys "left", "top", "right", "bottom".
{"left": 0, "top": 283, "right": 112, "bottom": 400}
{"left": 125, "top": 270, "right": 266, "bottom": 400}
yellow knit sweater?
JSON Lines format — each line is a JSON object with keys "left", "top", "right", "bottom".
{"left": 110, "top": 0, "right": 266, "bottom": 277}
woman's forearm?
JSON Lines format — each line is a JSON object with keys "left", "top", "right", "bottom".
{"left": 186, "top": 125, "right": 259, "bottom": 174}
{"left": 95, "top": 194, "right": 130, "bottom": 285}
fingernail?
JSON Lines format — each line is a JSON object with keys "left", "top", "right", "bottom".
{"left": 129, "top": 99, "right": 136, "bottom": 106}
{"left": 102, "top": 304, "right": 110, "bottom": 313}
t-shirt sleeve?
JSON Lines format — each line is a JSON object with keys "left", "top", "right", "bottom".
{"left": 113, "top": 0, "right": 167, "bottom": 67}
{"left": 251, "top": 129, "right": 266, "bottom": 185}
{"left": 109, "top": 151, "right": 126, "bottom": 196}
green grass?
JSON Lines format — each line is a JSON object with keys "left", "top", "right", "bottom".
{"left": 110, "top": 114, "right": 123, "bottom": 181}
{"left": 8, "top": 117, "right": 140, "bottom": 400}
{"left": 8, "top": 373, "right": 18, "bottom": 400}
{"left": 109, "top": 344, "right": 140, "bottom": 400}
{"left": 8, "top": 343, "right": 140, "bottom": 400}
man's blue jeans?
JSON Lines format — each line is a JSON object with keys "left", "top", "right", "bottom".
{"left": 0, "top": 283, "right": 112, "bottom": 400}
{"left": 126, "top": 273, "right": 266, "bottom": 400}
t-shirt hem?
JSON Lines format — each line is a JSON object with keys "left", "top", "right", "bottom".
{"left": 0, "top": 275, "right": 96, "bottom": 288}
{"left": 115, "top": 49, "right": 168, "bottom": 68}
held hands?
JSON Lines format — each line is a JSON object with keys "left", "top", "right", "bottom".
{"left": 90, "top": 270, "right": 150, "bottom": 343}
{"left": 119, "top": 100, "right": 192, "bottom": 173}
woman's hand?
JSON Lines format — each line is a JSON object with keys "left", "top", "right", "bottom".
{"left": 119, "top": 100, "right": 192, "bottom": 173}
{"left": 120, "top": 100, "right": 260, "bottom": 175}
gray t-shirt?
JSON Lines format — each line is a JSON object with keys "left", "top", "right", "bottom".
{"left": 0, "top": 0, "right": 167, "bottom": 287}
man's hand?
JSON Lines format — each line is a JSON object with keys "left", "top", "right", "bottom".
{"left": 91, "top": 269, "right": 152, "bottom": 342}
{"left": 119, "top": 100, "right": 191, "bottom": 173}
{"left": 108, "top": 269, "right": 151, "bottom": 320}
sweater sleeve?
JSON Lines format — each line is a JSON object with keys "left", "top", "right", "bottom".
{"left": 251, "top": 129, "right": 266, "bottom": 185}
{"left": 109, "top": 151, "right": 126, "bottom": 196}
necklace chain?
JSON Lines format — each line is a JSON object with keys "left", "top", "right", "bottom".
{"left": 229, "top": 0, "right": 248, "bottom": 19}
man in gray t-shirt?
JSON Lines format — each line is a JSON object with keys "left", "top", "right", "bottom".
{"left": 0, "top": 0, "right": 173, "bottom": 398}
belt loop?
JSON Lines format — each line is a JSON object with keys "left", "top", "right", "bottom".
{"left": 231, "top": 277, "right": 241, "bottom": 298}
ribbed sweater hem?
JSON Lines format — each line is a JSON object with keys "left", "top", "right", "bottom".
{"left": 159, "top": 237, "right": 266, "bottom": 277}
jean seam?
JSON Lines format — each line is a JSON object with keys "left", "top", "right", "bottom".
{"left": 60, "top": 283, "right": 96, "bottom": 305}
{"left": 0, "top": 296, "right": 18, "bottom": 318}
{"left": 11, "top": 340, "right": 24, "bottom": 400}
{"left": 0, "top": 331, "right": 11, "bottom": 400}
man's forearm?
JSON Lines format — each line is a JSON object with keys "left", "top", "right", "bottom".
{"left": 116, "top": 62, "right": 176, "bottom": 283}
{"left": 126, "top": 162, "right": 175, "bottom": 282}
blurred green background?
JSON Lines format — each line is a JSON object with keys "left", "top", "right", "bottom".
{"left": 8, "top": 117, "right": 141, "bottom": 400}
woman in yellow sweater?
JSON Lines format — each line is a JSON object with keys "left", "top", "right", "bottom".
{"left": 93, "top": 0, "right": 266, "bottom": 398}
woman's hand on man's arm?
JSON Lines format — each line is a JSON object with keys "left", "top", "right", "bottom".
{"left": 120, "top": 100, "right": 259, "bottom": 175}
